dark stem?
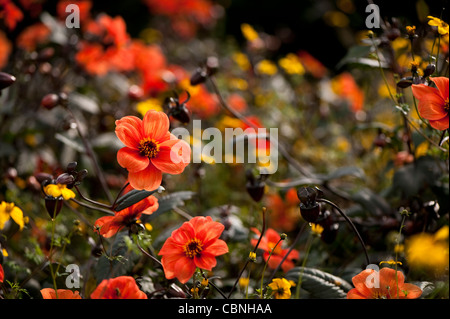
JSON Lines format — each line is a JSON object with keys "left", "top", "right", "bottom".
{"left": 317, "top": 198, "right": 370, "bottom": 266}
{"left": 135, "top": 237, "right": 163, "bottom": 268}
{"left": 66, "top": 107, "right": 114, "bottom": 203}
{"left": 74, "top": 185, "right": 112, "bottom": 209}
{"left": 227, "top": 207, "right": 266, "bottom": 298}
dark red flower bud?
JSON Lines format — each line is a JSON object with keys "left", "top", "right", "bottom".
{"left": 45, "top": 197, "right": 63, "bottom": 219}
{"left": 55, "top": 173, "right": 75, "bottom": 185}
{"left": 297, "top": 187, "right": 321, "bottom": 223}
{"left": 0, "top": 72, "right": 16, "bottom": 91}
{"left": 41, "top": 93, "right": 60, "bottom": 110}
{"left": 190, "top": 67, "right": 207, "bottom": 86}
{"left": 424, "top": 64, "right": 436, "bottom": 77}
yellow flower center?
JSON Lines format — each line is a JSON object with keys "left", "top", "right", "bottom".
{"left": 183, "top": 238, "right": 203, "bottom": 258}
{"left": 139, "top": 138, "right": 160, "bottom": 158}
{"left": 445, "top": 98, "right": 449, "bottom": 113}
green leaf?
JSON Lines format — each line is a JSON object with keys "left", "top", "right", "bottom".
{"left": 114, "top": 186, "right": 165, "bottom": 212}
{"left": 95, "top": 231, "right": 137, "bottom": 283}
{"left": 285, "top": 267, "right": 353, "bottom": 299}
{"left": 142, "top": 191, "right": 195, "bottom": 222}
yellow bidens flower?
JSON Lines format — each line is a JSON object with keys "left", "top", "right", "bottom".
{"left": 241, "top": 23, "right": 259, "bottom": 42}
{"left": 0, "top": 201, "right": 28, "bottom": 230}
{"left": 278, "top": 53, "right": 305, "bottom": 75}
{"left": 136, "top": 98, "right": 163, "bottom": 117}
{"left": 310, "top": 223, "right": 324, "bottom": 236}
{"left": 232, "top": 52, "right": 251, "bottom": 71}
{"left": 405, "top": 226, "right": 449, "bottom": 275}
{"left": 44, "top": 183, "right": 76, "bottom": 200}
{"left": 255, "top": 60, "right": 277, "bottom": 76}
{"left": 379, "top": 260, "right": 402, "bottom": 266}
{"left": 428, "top": 16, "right": 449, "bottom": 35}
{"left": 268, "top": 278, "right": 292, "bottom": 299}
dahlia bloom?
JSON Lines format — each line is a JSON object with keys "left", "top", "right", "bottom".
{"left": 94, "top": 188, "right": 159, "bottom": 238}
{"left": 412, "top": 77, "right": 449, "bottom": 130}
{"left": 158, "top": 216, "right": 229, "bottom": 284}
{"left": 40, "top": 288, "right": 82, "bottom": 299}
{"left": 115, "top": 110, "right": 191, "bottom": 191}
{"left": 90, "top": 276, "right": 147, "bottom": 299}
{"left": 347, "top": 267, "right": 422, "bottom": 299}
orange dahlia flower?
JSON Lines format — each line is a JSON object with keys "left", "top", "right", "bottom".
{"left": 90, "top": 276, "right": 147, "bottom": 299}
{"left": 40, "top": 288, "right": 82, "bottom": 299}
{"left": 115, "top": 110, "right": 191, "bottom": 191}
{"left": 158, "top": 216, "right": 229, "bottom": 284}
{"left": 347, "top": 267, "right": 422, "bottom": 299}
{"left": 251, "top": 227, "right": 299, "bottom": 272}
{"left": 94, "top": 186, "right": 159, "bottom": 238}
{"left": 412, "top": 77, "right": 449, "bottom": 130}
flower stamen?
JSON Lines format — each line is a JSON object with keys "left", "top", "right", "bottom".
{"left": 139, "top": 138, "right": 160, "bottom": 158}
{"left": 183, "top": 238, "right": 203, "bottom": 258}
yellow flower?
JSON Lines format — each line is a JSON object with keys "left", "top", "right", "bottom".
{"left": 44, "top": 184, "right": 76, "bottom": 200}
{"left": 278, "top": 53, "right": 305, "bottom": 75}
{"left": 405, "top": 226, "right": 449, "bottom": 275}
{"left": 0, "top": 201, "right": 28, "bottom": 230}
{"left": 136, "top": 98, "right": 163, "bottom": 117}
{"left": 241, "top": 23, "right": 259, "bottom": 42}
{"left": 239, "top": 276, "right": 250, "bottom": 289}
{"left": 428, "top": 16, "right": 449, "bottom": 35}
{"left": 268, "top": 278, "right": 292, "bottom": 299}
{"left": 248, "top": 251, "right": 257, "bottom": 262}
{"left": 310, "top": 223, "right": 324, "bottom": 236}
{"left": 255, "top": 60, "right": 277, "bottom": 76}
{"left": 379, "top": 260, "right": 402, "bottom": 266}
{"left": 232, "top": 52, "right": 251, "bottom": 71}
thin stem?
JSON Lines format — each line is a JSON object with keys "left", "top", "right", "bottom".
{"left": 371, "top": 37, "right": 396, "bottom": 104}
{"left": 200, "top": 270, "right": 227, "bottom": 299}
{"left": 227, "top": 207, "right": 266, "bottom": 298}
{"left": 66, "top": 107, "right": 113, "bottom": 203}
{"left": 267, "top": 222, "right": 306, "bottom": 283}
{"left": 135, "top": 237, "right": 163, "bottom": 268}
{"left": 74, "top": 185, "right": 112, "bottom": 209}
{"left": 111, "top": 182, "right": 130, "bottom": 209}
{"left": 294, "top": 231, "right": 313, "bottom": 299}
{"left": 70, "top": 198, "right": 114, "bottom": 215}
{"left": 317, "top": 198, "right": 370, "bottom": 266}
{"left": 48, "top": 216, "right": 59, "bottom": 299}
{"left": 259, "top": 238, "right": 283, "bottom": 299}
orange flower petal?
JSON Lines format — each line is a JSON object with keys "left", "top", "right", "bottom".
{"left": 151, "top": 139, "right": 190, "bottom": 174}
{"left": 127, "top": 163, "right": 162, "bottom": 191}
{"left": 351, "top": 269, "right": 374, "bottom": 298}
{"left": 347, "top": 288, "right": 367, "bottom": 299}
{"left": 412, "top": 84, "right": 447, "bottom": 120}
{"left": 432, "top": 77, "right": 449, "bottom": 100}
{"left": 117, "top": 147, "right": 149, "bottom": 172}
{"left": 194, "top": 251, "right": 217, "bottom": 270}
{"left": 142, "top": 110, "right": 170, "bottom": 142}
{"left": 115, "top": 120, "right": 143, "bottom": 149}
{"left": 429, "top": 115, "right": 449, "bottom": 130}
{"left": 402, "top": 283, "right": 423, "bottom": 299}
{"left": 173, "top": 256, "right": 196, "bottom": 284}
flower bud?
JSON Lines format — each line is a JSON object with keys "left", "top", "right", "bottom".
{"left": 171, "top": 105, "right": 191, "bottom": 124}
{"left": 297, "top": 187, "right": 321, "bottom": 223}
{"left": 41, "top": 93, "right": 60, "bottom": 110}
{"left": 205, "top": 56, "right": 219, "bottom": 76}
{"left": 424, "top": 64, "right": 436, "bottom": 77}
{"left": 190, "top": 67, "right": 207, "bottom": 86}
{"left": 66, "top": 162, "right": 78, "bottom": 173}
{"left": 55, "top": 173, "right": 75, "bottom": 185}
{"left": 0, "top": 72, "right": 16, "bottom": 91}
{"left": 45, "top": 197, "right": 63, "bottom": 219}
